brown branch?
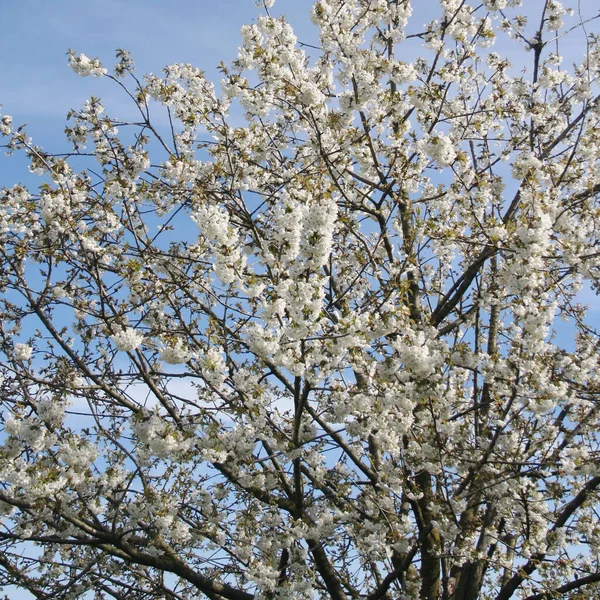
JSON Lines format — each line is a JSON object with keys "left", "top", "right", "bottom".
{"left": 524, "top": 572, "right": 600, "bottom": 600}
{"left": 306, "top": 538, "right": 350, "bottom": 600}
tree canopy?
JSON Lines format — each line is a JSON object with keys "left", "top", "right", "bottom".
{"left": 1, "top": 1, "right": 600, "bottom": 599}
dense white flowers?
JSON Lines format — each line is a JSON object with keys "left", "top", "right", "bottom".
{"left": 13, "top": 343, "right": 32, "bottom": 361}
{"left": 392, "top": 330, "right": 446, "bottom": 379}
{"left": 68, "top": 51, "right": 107, "bottom": 77}
{"left": 111, "top": 327, "right": 144, "bottom": 352}
{"left": 193, "top": 203, "right": 245, "bottom": 285}
{"left": 420, "top": 133, "right": 457, "bottom": 167}
{"left": 545, "top": 1, "right": 571, "bottom": 31}
{"left": 390, "top": 61, "right": 417, "bottom": 84}
{"left": 512, "top": 152, "right": 543, "bottom": 179}
{"left": 200, "top": 347, "right": 227, "bottom": 387}
{"left": 0, "top": 112, "right": 12, "bottom": 136}
{"left": 483, "top": 0, "right": 508, "bottom": 9}
{"left": 160, "top": 340, "right": 190, "bottom": 364}
{"left": 301, "top": 198, "right": 338, "bottom": 269}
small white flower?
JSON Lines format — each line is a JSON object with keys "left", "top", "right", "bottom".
{"left": 299, "top": 81, "right": 324, "bottom": 107}
{"left": 201, "top": 347, "right": 227, "bottom": 387}
{"left": 390, "top": 61, "right": 417, "bottom": 84}
{"left": 421, "top": 133, "right": 457, "bottom": 167}
{"left": 52, "top": 286, "right": 68, "bottom": 299}
{"left": 68, "top": 52, "right": 107, "bottom": 77}
{"left": 14, "top": 343, "right": 33, "bottom": 361}
{"left": 0, "top": 113, "right": 12, "bottom": 136}
{"left": 111, "top": 327, "right": 144, "bottom": 352}
{"left": 483, "top": 0, "right": 507, "bottom": 9}
{"left": 160, "top": 340, "right": 190, "bottom": 364}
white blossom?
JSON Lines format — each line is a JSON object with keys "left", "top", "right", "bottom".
{"left": 421, "top": 133, "right": 457, "bottom": 167}
{"left": 160, "top": 340, "right": 190, "bottom": 364}
{"left": 68, "top": 52, "right": 107, "bottom": 77}
{"left": 111, "top": 327, "right": 144, "bottom": 352}
{"left": 13, "top": 343, "right": 33, "bottom": 361}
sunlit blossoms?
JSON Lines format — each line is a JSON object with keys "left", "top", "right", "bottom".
{"left": 13, "top": 343, "right": 32, "bottom": 361}
{"left": 421, "top": 133, "right": 457, "bottom": 167}
{"left": 111, "top": 327, "right": 144, "bottom": 352}
{"left": 67, "top": 51, "right": 107, "bottom": 77}
{"left": 160, "top": 340, "right": 191, "bottom": 365}
{"left": 1, "top": 1, "right": 600, "bottom": 600}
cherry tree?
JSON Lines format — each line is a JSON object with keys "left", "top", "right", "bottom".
{"left": 1, "top": 0, "right": 600, "bottom": 598}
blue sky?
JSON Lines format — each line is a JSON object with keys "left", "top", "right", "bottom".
{"left": 0, "top": 1, "right": 314, "bottom": 135}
